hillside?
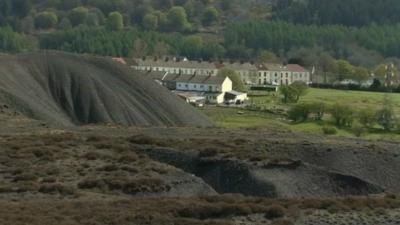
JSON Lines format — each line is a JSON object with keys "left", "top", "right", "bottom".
{"left": 0, "top": 117, "right": 400, "bottom": 224}
{"left": 2, "top": 0, "right": 400, "bottom": 78}
{"left": 0, "top": 51, "right": 212, "bottom": 127}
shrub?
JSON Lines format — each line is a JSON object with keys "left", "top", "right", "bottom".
{"left": 78, "top": 179, "right": 106, "bottom": 190}
{"left": 82, "top": 151, "right": 109, "bottom": 160}
{"left": 288, "top": 103, "right": 311, "bottom": 122}
{"left": 39, "top": 184, "right": 75, "bottom": 195}
{"left": 35, "top": 11, "right": 58, "bottom": 29}
{"left": 271, "top": 219, "right": 294, "bottom": 225}
{"left": 97, "top": 164, "right": 119, "bottom": 172}
{"left": 118, "top": 154, "right": 138, "bottom": 163}
{"left": 358, "top": 109, "right": 376, "bottom": 128}
{"left": 86, "top": 135, "right": 104, "bottom": 142}
{"left": 309, "top": 102, "right": 326, "bottom": 120}
{"left": 352, "top": 122, "right": 366, "bottom": 137}
{"left": 264, "top": 205, "right": 285, "bottom": 219}
{"left": 330, "top": 103, "right": 354, "bottom": 127}
{"left": 128, "top": 135, "right": 159, "bottom": 145}
{"left": 78, "top": 177, "right": 169, "bottom": 195}
{"left": 198, "top": 148, "right": 218, "bottom": 157}
{"left": 41, "top": 177, "right": 57, "bottom": 183}
{"left": 178, "top": 203, "right": 252, "bottom": 219}
{"left": 279, "top": 82, "right": 308, "bottom": 103}
{"left": 13, "top": 173, "right": 38, "bottom": 182}
{"left": 108, "top": 178, "right": 168, "bottom": 195}
{"left": 322, "top": 126, "right": 337, "bottom": 135}
{"left": 376, "top": 95, "right": 396, "bottom": 131}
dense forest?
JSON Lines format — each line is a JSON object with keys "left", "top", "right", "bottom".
{"left": 1, "top": 0, "right": 400, "bottom": 82}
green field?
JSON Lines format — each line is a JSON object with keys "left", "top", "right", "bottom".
{"left": 201, "top": 88, "right": 400, "bottom": 140}
{"left": 250, "top": 88, "right": 400, "bottom": 113}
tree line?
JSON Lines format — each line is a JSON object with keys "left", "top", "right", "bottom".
{"left": 224, "top": 20, "right": 400, "bottom": 60}
{"left": 39, "top": 26, "right": 226, "bottom": 59}
{"left": 2, "top": 0, "right": 400, "bottom": 84}
{"left": 274, "top": 0, "right": 400, "bottom": 27}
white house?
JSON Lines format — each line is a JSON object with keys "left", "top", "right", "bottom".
{"left": 224, "top": 91, "right": 248, "bottom": 104}
{"left": 130, "top": 57, "right": 311, "bottom": 88}
{"left": 257, "top": 63, "right": 310, "bottom": 86}
{"left": 223, "top": 62, "right": 258, "bottom": 85}
{"left": 287, "top": 64, "right": 311, "bottom": 84}
{"left": 147, "top": 71, "right": 233, "bottom": 104}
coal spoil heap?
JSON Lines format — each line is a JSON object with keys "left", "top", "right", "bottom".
{"left": 0, "top": 51, "right": 212, "bottom": 127}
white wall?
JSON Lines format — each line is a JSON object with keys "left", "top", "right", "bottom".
{"left": 176, "top": 82, "right": 218, "bottom": 92}
{"left": 206, "top": 93, "right": 225, "bottom": 104}
{"left": 221, "top": 77, "right": 233, "bottom": 92}
{"left": 135, "top": 65, "right": 218, "bottom": 76}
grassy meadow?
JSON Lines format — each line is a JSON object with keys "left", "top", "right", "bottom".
{"left": 201, "top": 88, "right": 400, "bottom": 140}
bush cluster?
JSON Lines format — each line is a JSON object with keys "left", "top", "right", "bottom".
{"left": 310, "top": 83, "right": 400, "bottom": 94}
{"left": 288, "top": 102, "right": 325, "bottom": 122}
{"left": 287, "top": 95, "right": 399, "bottom": 136}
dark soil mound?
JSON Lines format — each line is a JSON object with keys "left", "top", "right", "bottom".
{"left": 0, "top": 51, "right": 212, "bottom": 127}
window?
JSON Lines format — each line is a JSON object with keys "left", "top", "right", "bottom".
{"left": 185, "top": 84, "right": 188, "bottom": 87}
{"left": 264, "top": 72, "right": 267, "bottom": 76}
{"left": 194, "top": 85, "right": 197, "bottom": 88}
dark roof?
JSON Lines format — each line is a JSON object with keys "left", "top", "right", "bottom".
{"left": 264, "top": 63, "right": 288, "bottom": 71}
{"left": 287, "top": 64, "right": 308, "bottom": 72}
{"left": 226, "top": 90, "right": 247, "bottom": 96}
{"left": 161, "top": 74, "right": 228, "bottom": 85}
{"left": 147, "top": 71, "right": 168, "bottom": 80}
{"left": 223, "top": 62, "right": 258, "bottom": 71}
{"left": 134, "top": 58, "right": 218, "bottom": 69}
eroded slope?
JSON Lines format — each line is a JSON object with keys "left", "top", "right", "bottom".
{"left": 0, "top": 51, "right": 212, "bottom": 127}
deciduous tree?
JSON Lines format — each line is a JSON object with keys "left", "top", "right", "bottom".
{"left": 106, "top": 11, "right": 124, "bottom": 31}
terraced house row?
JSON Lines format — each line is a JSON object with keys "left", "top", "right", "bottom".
{"left": 131, "top": 57, "right": 311, "bottom": 86}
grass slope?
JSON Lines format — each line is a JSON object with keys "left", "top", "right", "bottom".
{"left": 202, "top": 88, "right": 400, "bottom": 140}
